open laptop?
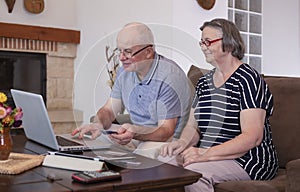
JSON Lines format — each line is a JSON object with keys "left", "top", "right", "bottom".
{"left": 11, "top": 89, "right": 111, "bottom": 152}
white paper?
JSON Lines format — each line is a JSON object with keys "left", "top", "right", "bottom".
{"left": 95, "top": 150, "right": 135, "bottom": 160}
{"left": 42, "top": 154, "right": 104, "bottom": 171}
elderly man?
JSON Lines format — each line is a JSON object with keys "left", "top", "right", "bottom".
{"left": 72, "top": 22, "right": 192, "bottom": 155}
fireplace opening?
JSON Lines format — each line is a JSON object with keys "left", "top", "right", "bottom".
{"left": 0, "top": 51, "right": 46, "bottom": 107}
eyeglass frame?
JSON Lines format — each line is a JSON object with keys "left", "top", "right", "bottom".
{"left": 199, "top": 38, "right": 223, "bottom": 47}
{"left": 116, "top": 45, "right": 153, "bottom": 58}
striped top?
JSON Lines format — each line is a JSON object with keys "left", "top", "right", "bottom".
{"left": 192, "top": 64, "right": 278, "bottom": 180}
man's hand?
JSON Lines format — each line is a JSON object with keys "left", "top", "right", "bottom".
{"left": 109, "top": 123, "right": 135, "bottom": 145}
{"left": 71, "top": 123, "right": 103, "bottom": 140}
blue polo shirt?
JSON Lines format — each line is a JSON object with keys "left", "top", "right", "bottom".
{"left": 111, "top": 53, "right": 192, "bottom": 138}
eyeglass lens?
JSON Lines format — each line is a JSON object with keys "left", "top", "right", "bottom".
{"left": 199, "top": 38, "right": 222, "bottom": 47}
{"left": 117, "top": 45, "right": 152, "bottom": 58}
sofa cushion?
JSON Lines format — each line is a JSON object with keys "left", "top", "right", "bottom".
{"left": 286, "top": 159, "right": 300, "bottom": 192}
{"left": 215, "top": 169, "right": 286, "bottom": 192}
{"left": 264, "top": 76, "right": 300, "bottom": 168}
{"left": 187, "top": 65, "right": 209, "bottom": 86}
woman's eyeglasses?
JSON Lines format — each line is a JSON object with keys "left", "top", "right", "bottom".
{"left": 199, "top": 38, "right": 223, "bottom": 47}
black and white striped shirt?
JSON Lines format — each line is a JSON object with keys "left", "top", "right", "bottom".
{"left": 192, "top": 64, "right": 278, "bottom": 180}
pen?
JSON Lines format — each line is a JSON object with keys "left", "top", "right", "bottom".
{"left": 48, "top": 151, "right": 102, "bottom": 161}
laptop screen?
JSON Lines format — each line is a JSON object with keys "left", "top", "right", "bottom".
{"left": 11, "top": 89, "right": 59, "bottom": 150}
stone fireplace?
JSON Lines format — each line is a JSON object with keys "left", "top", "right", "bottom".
{"left": 0, "top": 22, "right": 83, "bottom": 134}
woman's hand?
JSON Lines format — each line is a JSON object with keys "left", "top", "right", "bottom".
{"left": 160, "top": 139, "right": 187, "bottom": 157}
{"left": 180, "top": 147, "right": 208, "bottom": 167}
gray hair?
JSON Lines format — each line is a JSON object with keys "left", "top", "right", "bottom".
{"left": 200, "top": 18, "right": 245, "bottom": 60}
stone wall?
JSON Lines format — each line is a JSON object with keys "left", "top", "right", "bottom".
{"left": 47, "top": 42, "right": 83, "bottom": 134}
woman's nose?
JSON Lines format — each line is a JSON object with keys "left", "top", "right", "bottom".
{"left": 200, "top": 45, "right": 207, "bottom": 52}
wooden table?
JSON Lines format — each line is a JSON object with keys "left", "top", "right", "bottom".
{"left": 1, "top": 129, "right": 201, "bottom": 192}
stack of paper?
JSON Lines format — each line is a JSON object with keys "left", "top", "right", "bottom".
{"left": 42, "top": 154, "right": 104, "bottom": 171}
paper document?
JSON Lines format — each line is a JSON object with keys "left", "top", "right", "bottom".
{"left": 42, "top": 154, "right": 104, "bottom": 171}
{"left": 95, "top": 150, "right": 135, "bottom": 160}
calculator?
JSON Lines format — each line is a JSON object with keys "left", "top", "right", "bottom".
{"left": 72, "top": 170, "right": 121, "bottom": 184}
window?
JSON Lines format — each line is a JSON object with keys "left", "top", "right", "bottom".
{"left": 228, "top": 0, "right": 262, "bottom": 73}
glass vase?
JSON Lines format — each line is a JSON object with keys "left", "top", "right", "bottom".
{"left": 0, "top": 127, "right": 13, "bottom": 161}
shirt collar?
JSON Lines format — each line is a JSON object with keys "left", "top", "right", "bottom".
{"left": 137, "top": 53, "right": 160, "bottom": 85}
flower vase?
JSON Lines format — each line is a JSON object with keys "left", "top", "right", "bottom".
{"left": 0, "top": 127, "right": 13, "bottom": 161}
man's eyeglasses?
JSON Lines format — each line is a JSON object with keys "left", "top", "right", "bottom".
{"left": 199, "top": 38, "right": 223, "bottom": 47}
{"left": 116, "top": 45, "right": 153, "bottom": 58}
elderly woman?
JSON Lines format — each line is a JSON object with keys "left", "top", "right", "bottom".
{"left": 160, "top": 18, "right": 278, "bottom": 192}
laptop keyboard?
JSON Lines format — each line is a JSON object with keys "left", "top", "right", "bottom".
{"left": 56, "top": 136, "right": 83, "bottom": 146}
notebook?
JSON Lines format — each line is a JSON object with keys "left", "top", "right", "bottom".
{"left": 11, "top": 89, "right": 111, "bottom": 152}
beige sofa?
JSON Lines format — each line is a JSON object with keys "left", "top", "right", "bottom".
{"left": 187, "top": 65, "right": 300, "bottom": 192}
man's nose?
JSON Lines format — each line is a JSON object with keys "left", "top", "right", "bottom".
{"left": 119, "top": 52, "right": 128, "bottom": 61}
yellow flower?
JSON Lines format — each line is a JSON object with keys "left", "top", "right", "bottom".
{"left": 2, "top": 115, "right": 13, "bottom": 126}
{"left": 0, "top": 92, "right": 7, "bottom": 103}
{"left": 0, "top": 106, "right": 7, "bottom": 118}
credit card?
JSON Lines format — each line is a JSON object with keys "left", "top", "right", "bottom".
{"left": 101, "top": 130, "right": 118, "bottom": 135}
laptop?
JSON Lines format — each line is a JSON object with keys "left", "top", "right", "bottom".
{"left": 11, "top": 89, "right": 111, "bottom": 152}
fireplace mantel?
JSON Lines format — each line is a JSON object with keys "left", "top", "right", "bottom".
{"left": 0, "top": 22, "right": 82, "bottom": 134}
{"left": 0, "top": 22, "right": 80, "bottom": 44}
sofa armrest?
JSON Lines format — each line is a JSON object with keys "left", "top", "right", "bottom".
{"left": 286, "top": 158, "right": 300, "bottom": 192}
{"left": 214, "top": 180, "right": 281, "bottom": 192}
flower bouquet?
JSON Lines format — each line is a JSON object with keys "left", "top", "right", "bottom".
{"left": 0, "top": 92, "right": 23, "bottom": 133}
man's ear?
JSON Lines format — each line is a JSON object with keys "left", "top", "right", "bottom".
{"left": 146, "top": 47, "right": 154, "bottom": 59}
